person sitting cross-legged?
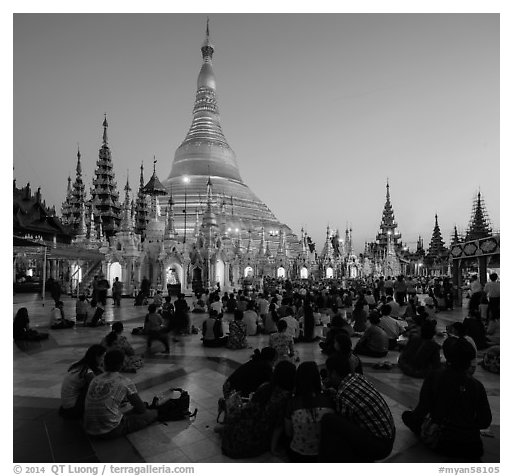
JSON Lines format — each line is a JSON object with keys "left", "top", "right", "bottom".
{"left": 397, "top": 320, "right": 441, "bottom": 378}
{"left": 60, "top": 344, "right": 106, "bottom": 419}
{"left": 83, "top": 349, "right": 158, "bottom": 439}
{"left": 353, "top": 311, "right": 389, "bottom": 358}
{"left": 402, "top": 338, "right": 492, "bottom": 460}
{"left": 226, "top": 310, "right": 248, "bottom": 350}
{"left": 319, "top": 355, "right": 396, "bottom": 462}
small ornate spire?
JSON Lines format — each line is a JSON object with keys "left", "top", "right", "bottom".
{"left": 76, "top": 146, "right": 82, "bottom": 176}
{"left": 201, "top": 17, "right": 214, "bottom": 60}
{"left": 102, "top": 114, "right": 108, "bottom": 145}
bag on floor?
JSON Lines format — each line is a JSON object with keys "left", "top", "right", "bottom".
{"left": 149, "top": 388, "right": 197, "bottom": 421}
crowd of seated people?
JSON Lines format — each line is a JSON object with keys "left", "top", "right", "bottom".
{"left": 14, "top": 272, "right": 498, "bottom": 462}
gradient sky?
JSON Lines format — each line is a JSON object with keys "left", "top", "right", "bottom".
{"left": 13, "top": 13, "right": 499, "bottom": 252}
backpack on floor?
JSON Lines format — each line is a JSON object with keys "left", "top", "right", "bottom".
{"left": 149, "top": 388, "right": 198, "bottom": 421}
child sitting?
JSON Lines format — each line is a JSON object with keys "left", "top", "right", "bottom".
{"left": 51, "top": 301, "right": 75, "bottom": 329}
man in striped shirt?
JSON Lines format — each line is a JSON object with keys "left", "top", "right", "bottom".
{"left": 319, "top": 355, "right": 396, "bottom": 462}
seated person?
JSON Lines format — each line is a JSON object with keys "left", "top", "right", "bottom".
{"left": 280, "top": 313, "right": 300, "bottom": 341}
{"left": 192, "top": 293, "right": 207, "bottom": 313}
{"left": 332, "top": 332, "right": 363, "bottom": 374}
{"left": 402, "top": 338, "right": 492, "bottom": 460}
{"left": 284, "top": 362, "right": 335, "bottom": 462}
{"left": 398, "top": 320, "right": 441, "bottom": 378}
{"left": 226, "top": 310, "right": 248, "bottom": 350}
{"left": 351, "top": 300, "right": 368, "bottom": 333}
{"left": 83, "top": 350, "right": 158, "bottom": 438}
{"left": 210, "top": 294, "right": 223, "bottom": 315}
{"left": 226, "top": 293, "right": 238, "bottom": 313}
{"left": 145, "top": 303, "right": 170, "bottom": 354}
{"left": 221, "top": 361, "right": 296, "bottom": 459}
{"left": 269, "top": 319, "right": 295, "bottom": 363}
{"left": 353, "top": 311, "right": 389, "bottom": 358}
{"left": 100, "top": 322, "right": 144, "bottom": 372}
{"left": 463, "top": 311, "right": 489, "bottom": 350}
{"left": 152, "top": 291, "right": 163, "bottom": 309}
{"left": 202, "top": 309, "right": 228, "bottom": 347}
{"left": 243, "top": 301, "right": 260, "bottom": 336}
{"left": 60, "top": 344, "right": 106, "bottom": 419}
{"left": 385, "top": 296, "right": 401, "bottom": 319}
{"left": 486, "top": 314, "right": 500, "bottom": 346}
{"left": 319, "top": 355, "right": 395, "bottom": 462}
{"left": 86, "top": 300, "right": 106, "bottom": 327}
{"left": 51, "top": 301, "right": 75, "bottom": 329}
{"left": 75, "top": 295, "right": 89, "bottom": 322}
{"left": 13, "top": 307, "right": 49, "bottom": 341}
{"left": 378, "top": 304, "right": 406, "bottom": 350}
{"left": 263, "top": 303, "right": 279, "bottom": 334}
{"left": 222, "top": 347, "right": 276, "bottom": 398}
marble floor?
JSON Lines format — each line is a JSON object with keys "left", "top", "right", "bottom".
{"left": 13, "top": 293, "right": 500, "bottom": 464}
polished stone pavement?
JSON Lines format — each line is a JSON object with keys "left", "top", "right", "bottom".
{"left": 12, "top": 293, "right": 500, "bottom": 464}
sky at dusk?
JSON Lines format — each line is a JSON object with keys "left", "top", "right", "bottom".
{"left": 13, "top": 12, "right": 500, "bottom": 252}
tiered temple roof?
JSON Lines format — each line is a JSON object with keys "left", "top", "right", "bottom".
{"left": 61, "top": 147, "right": 87, "bottom": 233}
{"left": 90, "top": 115, "right": 121, "bottom": 237}
{"left": 426, "top": 214, "right": 448, "bottom": 261}
{"left": 465, "top": 191, "right": 493, "bottom": 241}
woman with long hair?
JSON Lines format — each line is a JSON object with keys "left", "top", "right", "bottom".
{"left": 59, "top": 344, "right": 106, "bottom": 419}
{"left": 226, "top": 310, "right": 248, "bottom": 350}
{"left": 13, "top": 307, "right": 48, "bottom": 341}
{"left": 284, "top": 362, "right": 334, "bottom": 462}
{"left": 100, "top": 322, "right": 144, "bottom": 372}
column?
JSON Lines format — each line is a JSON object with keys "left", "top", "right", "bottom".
{"left": 478, "top": 255, "right": 488, "bottom": 286}
{"left": 452, "top": 259, "right": 461, "bottom": 307}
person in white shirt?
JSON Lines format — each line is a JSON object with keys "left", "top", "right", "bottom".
{"left": 378, "top": 304, "right": 406, "bottom": 349}
{"left": 484, "top": 273, "right": 500, "bottom": 320}
{"left": 281, "top": 314, "right": 300, "bottom": 341}
{"left": 210, "top": 294, "right": 223, "bottom": 315}
{"left": 242, "top": 301, "right": 259, "bottom": 336}
{"left": 385, "top": 297, "right": 401, "bottom": 319}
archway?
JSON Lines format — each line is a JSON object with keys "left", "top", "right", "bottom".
{"left": 215, "top": 259, "right": 225, "bottom": 288}
{"left": 325, "top": 267, "right": 334, "bottom": 279}
{"left": 109, "top": 262, "right": 122, "bottom": 285}
{"left": 244, "top": 266, "right": 254, "bottom": 278}
{"left": 300, "top": 266, "right": 308, "bottom": 279}
{"left": 277, "top": 266, "right": 286, "bottom": 278}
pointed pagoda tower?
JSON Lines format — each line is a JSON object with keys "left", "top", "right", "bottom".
{"left": 135, "top": 163, "right": 150, "bottom": 236}
{"left": 375, "top": 180, "right": 402, "bottom": 252}
{"left": 426, "top": 214, "right": 448, "bottom": 259}
{"left": 62, "top": 147, "right": 87, "bottom": 233}
{"left": 162, "top": 20, "right": 299, "bottom": 253}
{"left": 465, "top": 191, "right": 493, "bottom": 241}
{"left": 90, "top": 115, "right": 121, "bottom": 237}
{"left": 450, "top": 225, "right": 461, "bottom": 247}
{"left": 61, "top": 176, "right": 73, "bottom": 225}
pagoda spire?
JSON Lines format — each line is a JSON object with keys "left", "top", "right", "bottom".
{"left": 427, "top": 213, "right": 447, "bottom": 260}
{"left": 135, "top": 162, "right": 149, "bottom": 236}
{"left": 201, "top": 176, "right": 218, "bottom": 229}
{"left": 120, "top": 175, "right": 133, "bottom": 232}
{"left": 465, "top": 191, "right": 493, "bottom": 241}
{"left": 90, "top": 115, "right": 121, "bottom": 237}
{"left": 375, "top": 179, "right": 402, "bottom": 251}
{"left": 164, "top": 193, "right": 177, "bottom": 240}
{"left": 61, "top": 146, "right": 87, "bottom": 232}
{"left": 102, "top": 114, "right": 108, "bottom": 145}
{"left": 451, "top": 225, "right": 461, "bottom": 247}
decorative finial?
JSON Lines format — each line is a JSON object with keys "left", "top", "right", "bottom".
{"left": 153, "top": 156, "right": 157, "bottom": 174}
{"left": 206, "top": 17, "right": 210, "bottom": 38}
{"left": 102, "top": 114, "right": 108, "bottom": 145}
{"left": 139, "top": 162, "right": 144, "bottom": 187}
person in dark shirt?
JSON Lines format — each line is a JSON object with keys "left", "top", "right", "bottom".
{"left": 402, "top": 338, "right": 492, "bottom": 460}
{"left": 222, "top": 347, "right": 277, "bottom": 398}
